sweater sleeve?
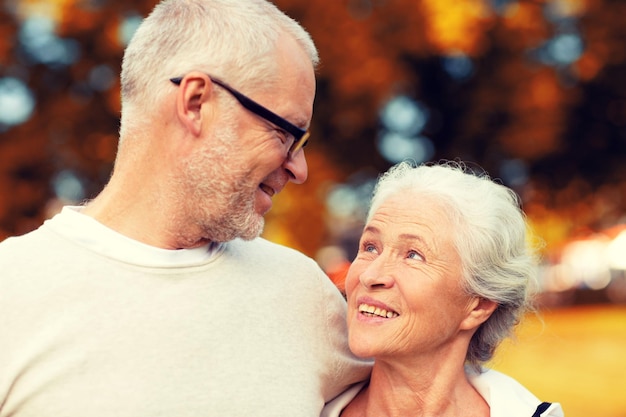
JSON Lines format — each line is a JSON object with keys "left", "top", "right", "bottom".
{"left": 316, "top": 266, "right": 372, "bottom": 402}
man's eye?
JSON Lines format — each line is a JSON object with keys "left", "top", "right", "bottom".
{"left": 276, "top": 129, "right": 293, "bottom": 146}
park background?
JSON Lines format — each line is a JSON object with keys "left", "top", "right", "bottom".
{"left": 0, "top": 0, "right": 625, "bottom": 415}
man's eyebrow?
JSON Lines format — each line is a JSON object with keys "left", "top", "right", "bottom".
{"left": 289, "top": 115, "right": 309, "bottom": 130}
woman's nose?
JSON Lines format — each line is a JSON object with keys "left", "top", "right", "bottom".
{"left": 359, "top": 259, "right": 395, "bottom": 289}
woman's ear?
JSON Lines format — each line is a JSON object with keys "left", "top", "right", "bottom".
{"left": 175, "top": 73, "right": 213, "bottom": 136}
{"left": 460, "top": 297, "right": 498, "bottom": 331}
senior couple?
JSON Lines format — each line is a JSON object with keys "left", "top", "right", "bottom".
{"left": 0, "top": 0, "right": 563, "bottom": 416}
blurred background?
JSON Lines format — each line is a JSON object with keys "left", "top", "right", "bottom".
{"left": 0, "top": 0, "right": 625, "bottom": 415}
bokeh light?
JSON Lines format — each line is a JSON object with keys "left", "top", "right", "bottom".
{"left": 0, "top": 77, "right": 35, "bottom": 128}
{"left": 52, "top": 170, "right": 85, "bottom": 202}
{"left": 377, "top": 95, "right": 434, "bottom": 164}
{"left": 118, "top": 14, "right": 143, "bottom": 46}
{"left": 19, "top": 16, "right": 80, "bottom": 66}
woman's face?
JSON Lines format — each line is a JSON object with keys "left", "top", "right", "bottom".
{"left": 345, "top": 191, "right": 478, "bottom": 362}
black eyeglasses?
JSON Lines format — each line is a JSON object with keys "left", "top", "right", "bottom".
{"left": 170, "top": 74, "right": 310, "bottom": 156}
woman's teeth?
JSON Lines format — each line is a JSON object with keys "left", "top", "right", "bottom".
{"left": 358, "top": 303, "right": 399, "bottom": 318}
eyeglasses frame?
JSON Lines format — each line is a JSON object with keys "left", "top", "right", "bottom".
{"left": 169, "top": 74, "right": 310, "bottom": 156}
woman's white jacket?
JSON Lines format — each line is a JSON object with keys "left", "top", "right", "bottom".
{"left": 322, "top": 368, "right": 564, "bottom": 417}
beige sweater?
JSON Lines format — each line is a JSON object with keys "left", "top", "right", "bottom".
{"left": 0, "top": 207, "right": 371, "bottom": 417}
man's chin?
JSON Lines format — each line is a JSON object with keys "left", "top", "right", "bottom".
{"left": 235, "top": 217, "right": 265, "bottom": 241}
{"left": 202, "top": 214, "right": 264, "bottom": 243}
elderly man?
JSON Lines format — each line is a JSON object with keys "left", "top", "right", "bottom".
{"left": 0, "top": 1, "right": 371, "bottom": 416}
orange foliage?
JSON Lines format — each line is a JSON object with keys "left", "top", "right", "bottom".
{"left": 502, "top": 1, "right": 550, "bottom": 41}
{"left": 0, "top": 21, "right": 16, "bottom": 63}
{"left": 421, "top": 0, "right": 492, "bottom": 55}
{"left": 302, "top": 1, "right": 410, "bottom": 103}
{"left": 263, "top": 147, "right": 345, "bottom": 257}
{"left": 499, "top": 69, "right": 566, "bottom": 159}
{"left": 575, "top": 51, "right": 603, "bottom": 81}
{"left": 2, "top": 0, "right": 626, "bottom": 271}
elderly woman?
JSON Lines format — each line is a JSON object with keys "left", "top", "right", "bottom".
{"left": 323, "top": 161, "right": 563, "bottom": 417}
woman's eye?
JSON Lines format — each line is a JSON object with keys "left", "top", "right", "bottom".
{"left": 407, "top": 250, "right": 424, "bottom": 261}
{"left": 363, "top": 243, "right": 378, "bottom": 254}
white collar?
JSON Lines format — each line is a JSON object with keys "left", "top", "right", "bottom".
{"left": 44, "top": 206, "right": 222, "bottom": 267}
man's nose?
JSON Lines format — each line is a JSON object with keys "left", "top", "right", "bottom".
{"left": 283, "top": 149, "right": 308, "bottom": 184}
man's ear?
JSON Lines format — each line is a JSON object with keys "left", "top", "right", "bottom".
{"left": 175, "top": 74, "right": 213, "bottom": 137}
{"left": 460, "top": 297, "right": 498, "bottom": 331}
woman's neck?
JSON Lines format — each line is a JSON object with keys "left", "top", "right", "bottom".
{"left": 343, "top": 360, "right": 489, "bottom": 417}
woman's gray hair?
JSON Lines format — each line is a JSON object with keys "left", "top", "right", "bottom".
{"left": 119, "top": 0, "right": 318, "bottom": 132}
{"left": 368, "top": 160, "right": 540, "bottom": 370}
